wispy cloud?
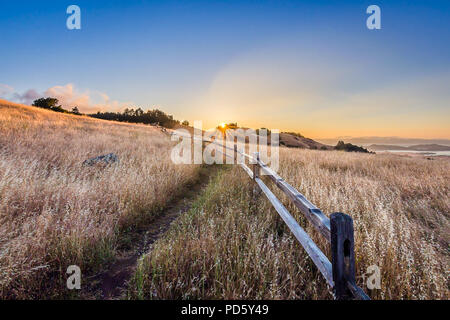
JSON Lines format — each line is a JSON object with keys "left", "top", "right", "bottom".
{"left": 0, "top": 84, "right": 14, "bottom": 97}
{"left": 4, "top": 84, "right": 133, "bottom": 113}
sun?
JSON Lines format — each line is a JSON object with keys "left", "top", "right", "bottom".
{"left": 220, "top": 122, "right": 226, "bottom": 128}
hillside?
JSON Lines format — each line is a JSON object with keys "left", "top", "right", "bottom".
{"left": 0, "top": 99, "right": 200, "bottom": 298}
{"left": 130, "top": 145, "right": 450, "bottom": 300}
{"left": 280, "top": 132, "right": 333, "bottom": 150}
{"left": 1, "top": 99, "right": 448, "bottom": 300}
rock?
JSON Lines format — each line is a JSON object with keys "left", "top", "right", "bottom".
{"left": 83, "top": 153, "right": 119, "bottom": 166}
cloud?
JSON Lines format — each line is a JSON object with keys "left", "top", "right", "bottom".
{"left": 12, "top": 89, "right": 41, "bottom": 105}
{"left": 7, "top": 83, "right": 132, "bottom": 113}
{"left": 44, "top": 84, "right": 91, "bottom": 111}
{"left": 43, "top": 84, "right": 133, "bottom": 113}
{"left": 0, "top": 84, "right": 14, "bottom": 97}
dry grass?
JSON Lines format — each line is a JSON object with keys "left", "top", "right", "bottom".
{"left": 0, "top": 100, "right": 199, "bottom": 298}
{"left": 1, "top": 99, "right": 448, "bottom": 299}
{"left": 130, "top": 148, "right": 449, "bottom": 300}
{"left": 277, "top": 148, "right": 449, "bottom": 299}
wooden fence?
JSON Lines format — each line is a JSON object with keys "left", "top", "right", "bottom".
{"left": 177, "top": 132, "right": 370, "bottom": 300}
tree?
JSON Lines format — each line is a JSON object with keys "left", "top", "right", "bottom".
{"left": 335, "top": 141, "right": 370, "bottom": 153}
{"left": 89, "top": 107, "right": 180, "bottom": 128}
{"left": 32, "top": 97, "right": 60, "bottom": 110}
{"left": 182, "top": 120, "right": 189, "bottom": 126}
{"left": 71, "top": 107, "right": 81, "bottom": 115}
{"left": 135, "top": 108, "right": 144, "bottom": 117}
{"left": 32, "top": 97, "right": 69, "bottom": 113}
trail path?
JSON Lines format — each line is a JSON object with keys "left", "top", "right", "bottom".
{"left": 82, "top": 167, "right": 217, "bottom": 299}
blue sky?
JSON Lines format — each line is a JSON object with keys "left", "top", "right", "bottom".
{"left": 1, "top": 0, "right": 449, "bottom": 138}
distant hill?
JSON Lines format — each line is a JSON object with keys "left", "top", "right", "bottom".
{"left": 368, "top": 144, "right": 450, "bottom": 152}
{"left": 279, "top": 132, "right": 332, "bottom": 150}
{"left": 318, "top": 136, "right": 450, "bottom": 147}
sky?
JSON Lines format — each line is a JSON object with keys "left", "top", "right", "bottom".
{"left": 0, "top": 0, "right": 449, "bottom": 140}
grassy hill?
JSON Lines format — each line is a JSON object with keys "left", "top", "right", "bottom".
{"left": 280, "top": 132, "right": 332, "bottom": 150}
{"left": 129, "top": 146, "right": 449, "bottom": 300}
{"left": 0, "top": 99, "right": 200, "bottom": 298}
{"left": 0, "top": 99, "right": 448, "bottom": 300}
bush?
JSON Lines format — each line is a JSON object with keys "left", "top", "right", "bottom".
{"left": 335, "top": 141, "right": 370, "bottom": 153}
{"left": 71, "top": 107, "right": 81, "bottom": 115}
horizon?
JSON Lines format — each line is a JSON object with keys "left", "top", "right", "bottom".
{"left": 3, "top": 97, "right": 450, "bottom": 146}
{"left": 1, "top": 1, "right": 449, "bottom": 140}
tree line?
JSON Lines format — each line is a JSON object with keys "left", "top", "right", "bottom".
{"left": 31, "top": 97, "right": 183, "bottom": 128}
{"left": 90, "top": 108, "right": 182, "bottom": 128}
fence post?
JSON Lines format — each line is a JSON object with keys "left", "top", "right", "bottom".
{"left": 330, "top": 212, "right": 356, "bottom": 300}
{"left": 253, "top": 152, "right": 260, "bottom": 180}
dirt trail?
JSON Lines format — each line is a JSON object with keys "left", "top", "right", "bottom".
{"left": 82, "top": 166, "right": 218, "bottom": 299}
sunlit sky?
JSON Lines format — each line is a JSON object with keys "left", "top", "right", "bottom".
{"left": 1, "top": 0, "right": 449, "bottom": 139}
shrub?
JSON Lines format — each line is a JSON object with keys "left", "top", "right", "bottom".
{"left": 71, "top": 107, "right": 81, "bottom": 115}
{"left": 335, "top": 140, "right": 370, "bottom": 153}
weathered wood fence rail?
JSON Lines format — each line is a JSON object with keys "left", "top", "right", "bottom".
{"left": 236, "top": 150, "right": 370, "bottom": 300}
{"left": 178, "top": 132, "right": 370, "bottom": 299}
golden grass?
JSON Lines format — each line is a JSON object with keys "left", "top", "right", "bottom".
{"left": 1, "top": 99, "right": 448, "bottom": 299}
{"left": 277, "top": 148, "right": 449, "bottom": 299}
{"left": 0, "top": 100, "right": 199, "bottom": 298}
{"left": 130, "top": 148, "right": 449, "bottom": 300}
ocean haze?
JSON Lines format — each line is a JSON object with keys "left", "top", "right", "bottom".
{"left": 316, "top": 137, "right": 450, "bottom": 147}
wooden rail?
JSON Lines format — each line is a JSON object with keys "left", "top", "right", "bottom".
{"left": 241, "top": 151, "right": 369, "bottom": 300}
{"left": 174, "top": 132, "right": 370, "bottom": 299}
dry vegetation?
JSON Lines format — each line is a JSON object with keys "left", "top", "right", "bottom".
{"left": 0, "top": 100, "right": 199, "bottom": 298}
{"left": 1, "top": 99, "right": 448, "bottom": 300}
{"left": 130, "top": 148, "right": 449, "bottom": 300}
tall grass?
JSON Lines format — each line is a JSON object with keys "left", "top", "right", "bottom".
{"left": 130, "top": 148, "right": 449, "bottom": 299}
{"left": 0, "top": 101, "right": 199, "bottom": 298}
{"left": 1, "top": 100, "right": 448, "bottom": 299}
{"left": 277, "top": 148, "right": 449, "bottom": 299}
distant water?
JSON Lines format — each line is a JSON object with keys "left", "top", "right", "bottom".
{"left": 380, "top": 150, "right": 450, "bottom": 156}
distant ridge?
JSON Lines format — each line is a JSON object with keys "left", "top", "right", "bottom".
{"left": 368, "top": 144, "right": 450, "bottom": 152}
{"left": 279, "top": 132, "right": 332, "bottom": 150}
{"left": 317, "top": 137, "right": 450, "bottom": 147}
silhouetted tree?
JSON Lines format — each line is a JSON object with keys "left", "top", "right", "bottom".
{"left": 71, "top": 107, "right": 81, "bottom": 115}
{"left": 335, "top": 141, "right": 370, "bottom": 153}
{"left": 32, "top": 97, "right": 60, "bottom": 110}
{"left": 32, "top": 97, "right": 70, "bottom": 113}
{"left": 90, "top": 107, "right": 180, "bottom": 128}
